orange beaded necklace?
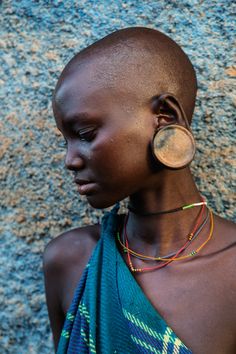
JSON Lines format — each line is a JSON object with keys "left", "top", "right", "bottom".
{"left": 117, "top": 200, "right": 214, "bottom": 273}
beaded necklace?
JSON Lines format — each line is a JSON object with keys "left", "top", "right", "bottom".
{"left": 117, "top": 208, "right": 210, "bottom": 261}
{"left": 118, "top": 199, "right": 206, "bottom": 261}
{"left": 124, "top": 210, "right": 214, "bottom": 272}
{"left": 117, "top": 200, "right": 214, "bottom": 273}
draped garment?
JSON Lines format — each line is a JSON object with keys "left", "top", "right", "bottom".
{"left": 57, "top": 205, "right": 192, "bottom": 354}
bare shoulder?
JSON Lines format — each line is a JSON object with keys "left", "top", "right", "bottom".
{"left": 42, "top": 224, "right": 100, "bottom": 349}
{"left": 43, "top": 223, "right": 101, "bottom": 272}
{"left": 43, "top": 223, "right": 101, "bottom": 313}
{"left": 211, "top": 213, "right": 236, "bottom": 282}
{"left": 213, "top": 213, "right": 236, "bottom": 244}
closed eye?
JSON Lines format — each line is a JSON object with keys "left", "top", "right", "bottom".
{"left": 76, "top": 127, "right": 97, "bottom": 142}
{"left": 56, "top": 126, "right": 97, "bottom": 148}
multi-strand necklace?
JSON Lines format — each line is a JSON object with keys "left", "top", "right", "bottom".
{"left": 117, "top": 198, "right": 214, "bottom": 273}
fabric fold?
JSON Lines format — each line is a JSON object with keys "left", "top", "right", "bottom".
{"left": 57, "top": 205, "right": 192, "bottom": 354}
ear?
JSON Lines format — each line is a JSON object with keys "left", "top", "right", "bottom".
{"left": 151, "top": 93, "right": 190, "bottom": 131}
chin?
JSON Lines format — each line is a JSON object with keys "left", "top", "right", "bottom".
{"left": 86, "top": 194, "right": 122, "bottom": 210}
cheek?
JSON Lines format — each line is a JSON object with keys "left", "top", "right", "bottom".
{"left": 92, "top": 135, "right": 151, "bottom": 187}
{"left": 86, "top": 156, "right": 149, "bottom": 209}
{"left": 85, "top": 139, "right": 152, "bottom": 208}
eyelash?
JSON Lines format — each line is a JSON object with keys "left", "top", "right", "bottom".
{"left": 58, "top": 128, "right": 96, "bottom": 148}
{"left": 76, "top": 128, "right": 97, "bottom": 142}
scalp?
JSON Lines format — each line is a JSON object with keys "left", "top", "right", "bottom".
{"left": 55, "top": 27, "right": 197, "bottom": 123}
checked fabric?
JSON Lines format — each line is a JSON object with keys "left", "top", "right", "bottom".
{"left": 57, "top": 205, "right": 192, "bottom": 354}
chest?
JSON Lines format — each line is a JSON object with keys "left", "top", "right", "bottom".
{"left": 61, "top": 239, "right": 236, "bottom": 354}
{"left": 133, "top": 261, "right": 236, "bottom": 354}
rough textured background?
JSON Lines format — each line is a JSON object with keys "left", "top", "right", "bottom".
{"left": 1, "top": 0, "right": 235, "bottom": 353}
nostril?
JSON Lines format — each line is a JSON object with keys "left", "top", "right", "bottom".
{"left": 65, "top": 154, "right": 84, "bottom": 171}
{"left": 64, "top": 142, "right": 85, "bottom": 171}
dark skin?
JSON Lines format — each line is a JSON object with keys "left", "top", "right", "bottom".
{"left": 43, "top": 29, "right": 236, "bottom": 353}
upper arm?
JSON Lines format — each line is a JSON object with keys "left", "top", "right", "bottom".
{"left": 43, "top": 239, "right": 66, "bottom": 352}
{"left": 42, "top": 224, "right": 100, "bottom": 351}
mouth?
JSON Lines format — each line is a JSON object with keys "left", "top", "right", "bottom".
{"left": 74, "top": 179, "right": 99, "bottom": 195}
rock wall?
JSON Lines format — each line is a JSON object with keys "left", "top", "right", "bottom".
{"left": 1, "top": 1, "right": 235, "bottom": 353}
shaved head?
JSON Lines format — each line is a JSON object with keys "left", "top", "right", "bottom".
{"left": 55, "top": 27, "right": 197, "bottom": 122}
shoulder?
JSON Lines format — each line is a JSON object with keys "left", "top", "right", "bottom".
{"left": 213, "top": 213, "right": 236, "bottom": 244}
{"left": 43, "top": 223, "right": 101, "bottom": 313}
{"left": 211, "top": 213, "right": 236, "bottom": 283}
{"left": 43, "top": 223, "right": 101, "bottom": 270}
{"left": 42, "top": 224, "right": 100, "bottom": 350}
{"left": 210, "top": 214, "right": 236, "bottom": 329}
{"left": 43, "top": 224, "right": 100, "bottom": 265}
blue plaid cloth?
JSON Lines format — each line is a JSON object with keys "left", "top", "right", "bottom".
{"left": 57, "top": 205, "right": 192, "bottom": 353}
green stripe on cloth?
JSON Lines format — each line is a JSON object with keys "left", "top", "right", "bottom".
{"left": 57, "top": 205, "right": 192, "bottom": 353}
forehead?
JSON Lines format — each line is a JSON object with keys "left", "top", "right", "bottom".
{"left": 54, "top": 61, "right": 138, "bottom": 120}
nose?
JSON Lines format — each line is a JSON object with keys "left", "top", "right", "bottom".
{"left": 65, "top": 144, "right": 85, "bottom": 171}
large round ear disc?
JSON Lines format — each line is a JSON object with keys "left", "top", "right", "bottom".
{"left": 152, "top": 125, "right": 196, "bottom": 169}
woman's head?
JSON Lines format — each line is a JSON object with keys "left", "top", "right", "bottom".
{"left": 52, "top": 27, "right": 197, "bottom": 208}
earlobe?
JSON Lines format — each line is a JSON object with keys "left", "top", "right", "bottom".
{"left": 151, "top": 93, "right": 196, "bottom": 169}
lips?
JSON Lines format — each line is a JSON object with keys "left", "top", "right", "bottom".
{"left": 74, "top": 179, "right": 92, "bottom": 185}
{"left": 74, "top": 179, "right": 98, "bottom": 195}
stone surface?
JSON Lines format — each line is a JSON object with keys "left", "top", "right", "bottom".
{"left": 1, "top": 0, "right": 235, "bottom": 353}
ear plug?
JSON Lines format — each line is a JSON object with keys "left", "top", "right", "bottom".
{"left": 152, "top": 125, "right": 196, "bottom": 169}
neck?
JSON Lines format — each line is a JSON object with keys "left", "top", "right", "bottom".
{"left": 126, "top": 168, "right": 205, "bottom": 257}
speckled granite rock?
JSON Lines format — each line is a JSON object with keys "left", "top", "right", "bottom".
{"left": 1, "top": 0, "right": 235, "bottom": 353}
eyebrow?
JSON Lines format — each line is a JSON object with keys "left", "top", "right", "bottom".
{"left": 65, "top": 112, "right": 94, "bottom": 125}
{"left": 58, "top": 111, "right": 101, "bottom": 134}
